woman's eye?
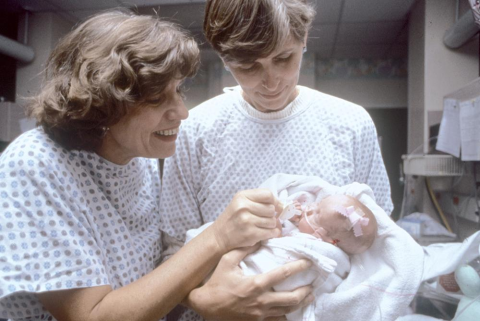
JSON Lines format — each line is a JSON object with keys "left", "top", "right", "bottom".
{"left": 176, "top": 87, "right": 186, "bottom": 99}
{"left": 275, "top": 55, "right": 292, "bottom": 63}
{"left": 146, "top": 96, "right": 165, "bottom": 105}
{"left": 238, "top": 64, "right": 258, "bottom": 72}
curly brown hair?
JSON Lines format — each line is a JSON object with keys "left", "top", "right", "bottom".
{"left": 203, "top": 0, "right": 315, "bottom": 63}
{"left": 27, "top": 9, "right": 200, "bottom": 151}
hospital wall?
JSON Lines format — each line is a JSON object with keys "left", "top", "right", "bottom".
{"left": 184, "top": 53, "right": 408, "bottom": 109}
{"left": 3, "top": 11, "right": 408, "bottom": 132}
{"left": 408, "top": 0, "right": 479, "bottom": 238}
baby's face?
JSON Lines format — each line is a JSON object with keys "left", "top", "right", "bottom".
{"left": 297, "top": 213, "right": 315, "bottom": 235}
{"left": 297, "top": 205, "right": 339, "bottom": 245}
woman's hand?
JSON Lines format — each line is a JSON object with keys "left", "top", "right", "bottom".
{"left": 185, "top": 246, "right": 314, "bottom": 321}
{"left": 210, "top": 189, "right": 283, "bottom": 252}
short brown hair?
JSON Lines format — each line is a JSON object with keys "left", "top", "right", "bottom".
{"left": 28, "top": 9, "right": 199, "bottom": 151}
{"left": 203, "top": 0, "right": 315, "bottom": 63}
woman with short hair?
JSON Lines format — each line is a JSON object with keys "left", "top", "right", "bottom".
{"left": 160, "top": 0, "right": 393, "bottom": 319}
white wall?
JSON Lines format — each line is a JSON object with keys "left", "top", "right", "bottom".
{"left": 317, "top": 78, "right": 407, "bottom": 108}
{"left": 408, "top": 0, "right": 426, "bottom": 154}
{"left": 16, "top": 12, "right": 73, "bottom": 101}
{"left": 193, "top": 53, "right": 407, "bottom": 110}
{"left": 408, "top": 0, "right": 479, "bottom": 225}
{"left": 409, "top": 0, "right": 479, "bottom": 154}
{"left": 0, "top": 13, "right": 73, "bottom": 143}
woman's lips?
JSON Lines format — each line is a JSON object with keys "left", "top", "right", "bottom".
{"left": 259, "top": 90, "right": 283, "bottom": 99}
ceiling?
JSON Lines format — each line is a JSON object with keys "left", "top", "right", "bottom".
{"left": 0, "top": 0, "right": 417, "bottom": 61}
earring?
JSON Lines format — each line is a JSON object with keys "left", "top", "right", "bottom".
{"left": 303, "top": 47, "right": 307, "bottom": 53}
{"left": 101, "top": 127, "right": 110, "bottom": 137}
{"left": 224, "top": 65, "right": 230, "bottom": 72}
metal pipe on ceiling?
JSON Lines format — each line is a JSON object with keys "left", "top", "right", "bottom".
{"left": 0, "top": 34, "right": 35, "bottom": 63}
{"left": 444, "top": 9, "right": 480, "bottom": 49}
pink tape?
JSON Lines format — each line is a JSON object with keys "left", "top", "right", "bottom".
{"left": 334, "top": 205, "right": 369, "bottom": 237}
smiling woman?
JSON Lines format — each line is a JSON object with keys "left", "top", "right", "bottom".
{"left": 27, "top": 11, "right": 197, "bottom": 154}
{"left": 0, "top": 8, "right": 311, "bottom": 321}
{"left": 97, "top": 79, "right": 188, "bottom": 164}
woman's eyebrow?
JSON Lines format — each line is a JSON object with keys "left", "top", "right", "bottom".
{"left": 274, "top": 49, "right": 294, "bottom": 57}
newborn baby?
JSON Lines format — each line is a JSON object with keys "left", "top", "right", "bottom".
{"left": 186, "top": 178, "right": 379, "bottom": 321}
{"left": 281, "top": 194, "right": 378, "bottom": 255}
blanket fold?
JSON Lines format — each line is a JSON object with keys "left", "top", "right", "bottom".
{"left": 259, "top": 174, "right": 425, "bottom": 321}
{"left": 185, "top": 174, "right": 480, "bottom": 321}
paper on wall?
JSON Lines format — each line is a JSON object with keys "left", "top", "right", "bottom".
{"left": 459, "top": 97, "right": 480, "bottom": 161}
{"left": 436, "top": 98, "right": 461, "bottom": 157}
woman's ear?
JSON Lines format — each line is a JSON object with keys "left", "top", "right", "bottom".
{"left": 220, "top": 58, "right": 230, "bottom": 72}
{"left": 303, "top": 32, "right": 308, "bottom": 48}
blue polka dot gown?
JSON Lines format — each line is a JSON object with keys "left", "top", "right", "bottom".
{"left": 159, "top": 86, "right": 393, "bottom": 321}
{"left": 0, "top": 128, "right": 162, "bottom": 320}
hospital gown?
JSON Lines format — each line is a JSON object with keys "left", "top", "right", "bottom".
{"left": 0, "top": 128, "right": 162, "bottom": 320}
{"left": 159, "top": 85, "right": 393, "bottom": 321}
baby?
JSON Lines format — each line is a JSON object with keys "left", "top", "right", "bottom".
{"left": 280, "top": 194, "right": 378, "bottom": 255}
{"left": 185, "top": 178, "right": 380, "bottom": 321}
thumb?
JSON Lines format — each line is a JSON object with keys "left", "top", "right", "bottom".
{"left": 274, "top": 198, "right": 284, "bottom": 218}
{"left": 222, "top": 243, "right": 261, "bottom": 266}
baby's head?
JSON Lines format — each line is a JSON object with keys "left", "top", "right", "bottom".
{"left": 298, "top": 194, "right": 377, "bottom": 255}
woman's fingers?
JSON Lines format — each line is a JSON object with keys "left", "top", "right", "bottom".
{"left": 259, "top": 285, "right": 314, "bottom": 318}
{"left": 245, "top": 214, "right": 278, "bottom": 229}
{"left": 190, "top": 250, "right": 315, "bottom": 321}
{"left": 221, "top": 245, "right": 262, "bottom": 267}
{"left": 264, "top": 286, "right": 314, "bottom": 309}
{"left": 242, "top": 189, "right": 283, "bottom": 217}
{"left": 212, "top": 188, "right": 283, "bottom": 251}
{"left": 254, "top": 259, "right": 313, "bottom": 290}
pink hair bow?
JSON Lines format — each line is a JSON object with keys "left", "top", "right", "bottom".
{"left": 334, "top": 205, "right": 369, "bottom": 237}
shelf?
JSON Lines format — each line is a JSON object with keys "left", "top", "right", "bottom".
{"left": 444, "top": 76, "right": 480, "bottom": 102}
{"left": 402, "top": 155, "right": 464, "bottom": 176}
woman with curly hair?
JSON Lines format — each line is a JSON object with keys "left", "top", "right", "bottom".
{"left": 0, "top": 9, "right": 311, "bottom": 321}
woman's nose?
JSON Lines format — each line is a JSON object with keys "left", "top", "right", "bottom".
{"left": 262, "top": 67, "right": 279, "bottom": 90}
{"left": 167, "top": 98, "right": 189, "bottom": 120}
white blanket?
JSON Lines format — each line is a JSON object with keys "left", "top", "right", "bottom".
{"left": 185, "top": 221, "right": 349, "bottom": 321}
{"left": 258, "top": 174, "right": 426, "bottom": 321}
{"left": 241, "top": 228, "right": 350, "bottom": 320}
{"left": 185, "top": 174, "right": 480, "bottom": 320}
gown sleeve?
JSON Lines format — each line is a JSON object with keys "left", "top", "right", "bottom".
{"left": 0, "top": 136, "right": 109, "bottom": 318}
{"left": 353, "top": 112, "right": 394, "bottom": 215}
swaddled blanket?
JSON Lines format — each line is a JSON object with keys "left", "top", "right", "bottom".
{"left": 258, "top": 173, "right": 426, "bottom": 321}
{"left": 240, "top": 226, "right": 350, "bottom": 320}
{"left": 186, "top": 174, "right": 425, "bottom": 320}
{"left": 185, "top": 174, "right": 480, "bottom": 320}
{"left": 185, "top": 221, "right": 350, "bottom": 321}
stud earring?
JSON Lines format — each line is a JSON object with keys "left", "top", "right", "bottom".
{"left": 303, "top": 47, "right": 307, "bottom": 53}
{"left": 101, "top": 127, "right": 110, "bottom": 137}
{"left": 224, "top": 65, "right": 230, "bottom": 72}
